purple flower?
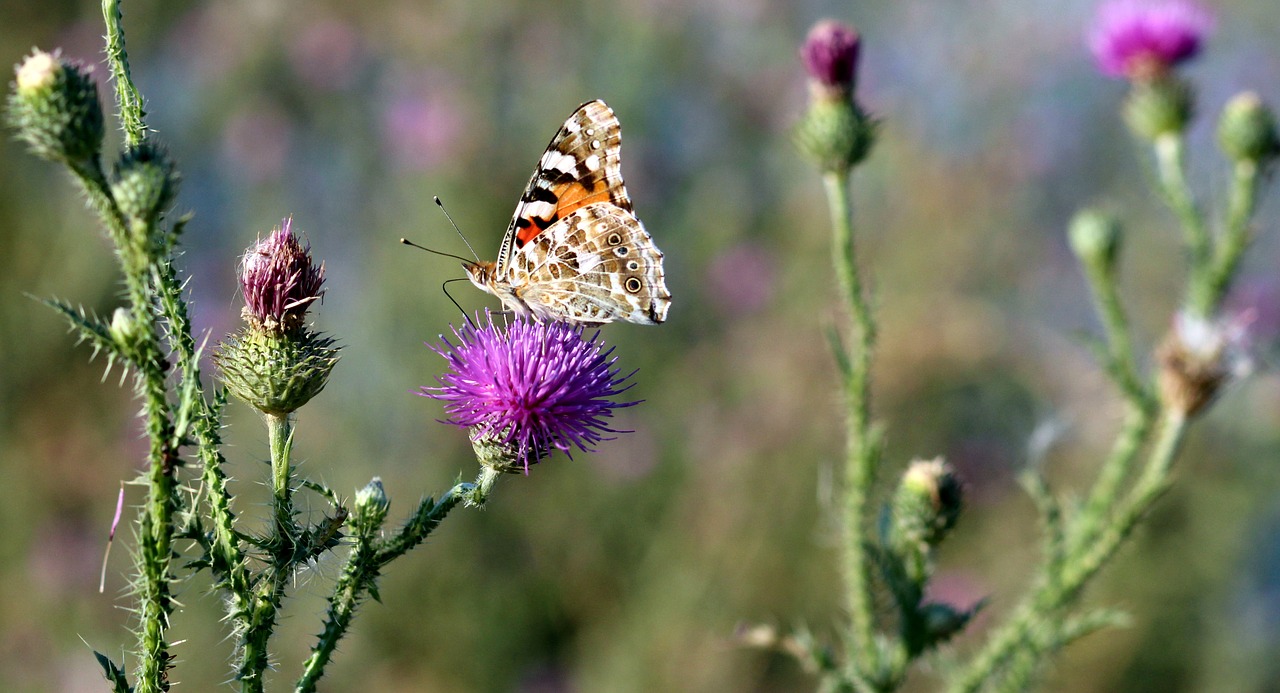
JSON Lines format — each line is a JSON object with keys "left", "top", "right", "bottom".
{"left": 1088, "top": 0, "right": 1214, "bottom": 79}
{"left": 422, "top": 312, "right": 638, "bottom": 470}
{"left": 801, "top": 19, "right": 861, "bottom": 92}
{"left": 239, "top": 217, "right": 325, "bottom": 332}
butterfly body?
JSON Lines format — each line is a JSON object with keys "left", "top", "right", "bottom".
{"left": 464, "top": 100, "right": 670, "bottom": 326}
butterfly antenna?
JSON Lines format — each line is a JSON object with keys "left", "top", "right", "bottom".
{"left": 441, "top": 277, "right": 477, "bottom": 329}
{"left": 399, "top": 237, "right": 476, "bottom": 265}
{"left": 434, "top": 195, "right": 482, "bottom": 262}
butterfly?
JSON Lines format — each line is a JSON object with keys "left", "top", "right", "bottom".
{"left": 464, "top": 100, "right": 671, "bottom": 326}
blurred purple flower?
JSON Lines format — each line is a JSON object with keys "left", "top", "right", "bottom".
{"left": 1225, "top": 279, "right": 1280, "bottom": 348}
{"left": 707, "top": 242, "right": 776, "bottom": 317}
{"left": 220, "top": 101, "right": 292, "bottom": 182}
{"left": 239, "top": 217, "right": 326, "bottom": 332}
{"left": 1088, "top": 0, "right": 1214, "bottom": 79}
{"left": 287, "top": 17, "right": 364, "bottom": 91}
{"left": 801, "top": 19, "right": 861, "bottom": 92}
{"left": 422, "top": 312, "right": 637, "bottom": 469}
{"left": 381, "top": 89, "right": 466, "bottom": 171}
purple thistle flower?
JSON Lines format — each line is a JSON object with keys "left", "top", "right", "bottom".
{"left": 801, "top": 19, "right": 862, "bottom": 93}
{"left": 239, "top": 217, "right": 325, "bottom": 332}
{"left": 1088, "top": 0, "right": 1214, "bottom": 80}
{"left": 422, "top": 312, "right": 638, "bottom": 471}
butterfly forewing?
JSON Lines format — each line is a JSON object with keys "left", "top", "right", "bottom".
{"left": 470, "top": 99, "right": 670, "bottom": 326}
{"left": 498, "top": 100, "right": 631, "bottom": 276}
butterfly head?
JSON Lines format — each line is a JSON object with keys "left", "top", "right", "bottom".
{"left": 464, "top": 260, "right": 534, "bottom": 320}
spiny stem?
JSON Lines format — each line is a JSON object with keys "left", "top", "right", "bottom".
{"left": 239, "top": 412, "right": 298, "bottom": 692}
{"left": 102, "top": 0, "right": 147, "bottom": 147}
{"left": 296, "top": 480, "right": 474, "bottom": 692}
{"left": 822, "top": 170, "right": 881, "bottom": 678}
{"left": 948, "top": 411, "right": 1189, "bottom": 693}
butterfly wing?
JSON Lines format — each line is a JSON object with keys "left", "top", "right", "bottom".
{"left": 496, "top": 100, "right": 632, "bottom": 277}
{"left": 508, "top": 203, "right": 671, "bottom": 325}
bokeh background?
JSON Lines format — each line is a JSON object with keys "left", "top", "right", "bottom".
{"left": 3, "top": 1, "right": 1280, "bottom": 691}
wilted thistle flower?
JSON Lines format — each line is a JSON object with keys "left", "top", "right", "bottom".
{"left": 801, "top": 20, "right": 861, "bottom": 98}
{"left": 795, "top": 19, "right": 875, "bottom": 174}
{"left": 1088, "top": 0, "right": 1213, "bottom": 81}
{"left": 1156, "top": 311, "right": 1252, "bottom": 417}
{"left": 422, "top": 312, "right": 638, "bottom": 473}
{"left": 216, "top": 218, "right": 339, "bottom": 415}
{"left": 7, "top": 49, "right": 104, "bottom": 167}
{"left": 240, "top": 217, "right": 326, "bottom": 333}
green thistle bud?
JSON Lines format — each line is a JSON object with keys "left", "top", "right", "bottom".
{"left": 216, "top": 326, "right": 339, "bottom": 415}
{"left": 1123, "top": 76, "right": 1194, "bottom": 141}
{"left": 891, "top": 457, "right": 962, "bottom": 548}
{"left": 108, "top": 306, "right": 140, "bottom": 356}
{"left": 794, "top": 98, "right": 876, "bottom": 174}
{"left": 470, "top": 432, "right": 546, "bottom": 475}
{"left": 7, "top": 49, "right": 104, "bottom": 166}
{"left": 1217, "top": 92, "right": 1280, "bottom": 166}
{"left": 1068, "top": 209, "right": 1123, "bottom": 277}
{"left": 111, "top": 142, "right": 179, "bottom": 227}
{"left": 352, "top": 477, "right": 390, "bottom": 533}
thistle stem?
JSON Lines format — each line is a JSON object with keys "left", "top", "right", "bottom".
{"left": 1153, "top": 133, "right": 1212, "bottom": 315}
{"left": 822, "top": 170, "right": 881, "bottom": 677}
{"left": 238, "top": 413, "right": 298, "bottom": 692}
{"left": 102, "top": 0, "right": 146, "bottom": 147}
{"left": 268, "top": 412, "right": 295, "bottom": 517}
{"left": 296, "top": 480, "right": 474, "bottom": 692}
{"left": 948, "top": 410, "right": 1189, "bottom": 693}
{"left": 1203, "top": 160, "right": 1261, "bottom": 313}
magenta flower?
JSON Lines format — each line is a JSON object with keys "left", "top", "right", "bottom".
{"left": 239, "top": 217, "right": 325, "bottom": 332}
{"left": 422, "top": 312, "right": 638, "bottom": 470}
{"left": 1088, "top": 0, "right": 1214, "bottom": 79}
{"left": 801, "top": 19, "right": 861, "bottom": 92}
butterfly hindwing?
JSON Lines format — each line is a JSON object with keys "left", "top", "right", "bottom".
{"left": 509, "top": 203, "right": 670, "bottom": 325}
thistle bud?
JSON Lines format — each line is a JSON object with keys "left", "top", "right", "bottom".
{"left": 352, "top": 477, "right": 390, "bottom": 532}
{"left": 891, "top": 458, "right": 962, "bottom": 548}
{"left": 111, "top": 142, "right": 179, "bottom": 228}
{"left": 216, "top": 218, "right": 339, "bottom": 415}
{"left": 7, "top": 49, "right": 104, "bottom": 166}
{"left": 1217, "top": 92, "right": 1280, "bottom": 166}
{"left": 794, "top": 20, "right": 876, "bottom": 173}
{"left": 1069, "top": 209, "right": 1123, "bottom": 277}
{"left": 1123, "top": 76, "right": 1194, "bottom": 141}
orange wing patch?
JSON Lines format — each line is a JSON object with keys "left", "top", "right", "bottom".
{"left": 514, "top": 180, "right": 612, "bottom": 246}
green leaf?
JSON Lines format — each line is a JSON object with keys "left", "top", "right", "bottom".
{"left": 93, "top": 650, "right": 133, "bottom": 693}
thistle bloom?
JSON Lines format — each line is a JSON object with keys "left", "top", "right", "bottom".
{"left": 216, "top": 217, "right": 338, "bottom": 415}
{"left": 1088, "top": 0, "right": 1213, "bottom": 80}
{"left": 240, "top": 217, "right": 325, "bottom": 332}
{"left": 422, "top": 312, "right": 638, "bottom": 471}
{"left": 801, "top": 20, "right": 861, "bottom": 95}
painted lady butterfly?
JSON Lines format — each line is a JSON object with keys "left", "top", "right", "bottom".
{"left": 464, "top": 100, "right": 671, "bottom": 326}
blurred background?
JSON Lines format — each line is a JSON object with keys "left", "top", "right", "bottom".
{"left": 3, "top": 0, "right": 1280, "bottom": 691}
